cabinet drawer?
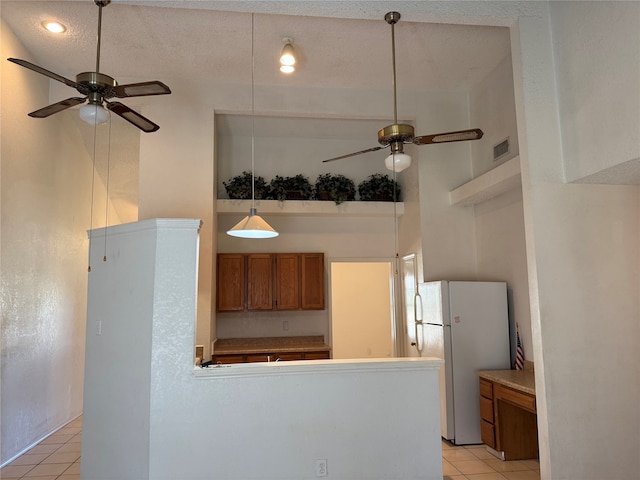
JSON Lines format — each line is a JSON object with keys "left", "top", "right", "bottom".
{"left": 213, "top": 354, "right": 245, "bottom": 364}
{"left": 479, "top": 378, "right": 493, "bottom": 399}
{"left": 304, "top": 351, "right": 330, "bottom": 360}
{"left": 480, "top": 395, "right": 494, "bottom": 423}
{"left": 246, "top": 354, "right": 270, "bottom": 363}
{"left": 496, "top": 384, "right": 536, "bottom": 413}
{"left": 274, "top": 353, "right": 304, "bottom": 361}
{"left": 481, "top": 420, "right": 496, "bottom": 448}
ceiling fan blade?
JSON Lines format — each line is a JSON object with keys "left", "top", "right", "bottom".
{"left": 322, "top": 146, "right": 385, "bottom": 163}
{"left": 111, "top": 81, "right": 172, "bottom": 98}
{"left": 414, "top": 128, "right": 484, "bottom": 145}
{"left": 7, "top": 58, "right": 80, "bottom": 89}
{"left": 105, "top": 101, "right": 160, "bottom": 133}
{"left": 28, "top": 97, "right": 87, "bottom": 118}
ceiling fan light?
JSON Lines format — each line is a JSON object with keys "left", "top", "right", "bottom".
{"left": 227, "top": 208, "right": 279, "bottom": 239}
{"left": 79, "top": 103, "right": 109, "bottom": 125}
{"left": 385, "top": 152, "right": 412, "bottom": 172}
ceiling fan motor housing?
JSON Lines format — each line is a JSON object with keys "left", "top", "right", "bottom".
{"left": 378, "top": 123, "right": 415, "bottom": 147}
{"left": 76, "top": 71, "right": 117, "bottom": 102}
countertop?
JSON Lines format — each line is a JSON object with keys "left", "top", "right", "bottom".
{"left": 477, "top": 369, "right": 536, "bottom": 396}
{"left": 213, "top": 336, "right": 330, "bottom": 355}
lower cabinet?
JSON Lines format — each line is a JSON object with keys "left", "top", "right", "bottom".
{"left": 479, "top": 376, "right": 538, "bottom": 460}
{"left": 213, "top": 350, "right": 329, "bottom": 364}
{"left": 479, "top": 379, "right": 497, "bottom": 448}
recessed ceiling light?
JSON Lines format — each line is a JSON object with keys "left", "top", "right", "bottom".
{"left": 42, "top": 21, "right": 66, "bottom": 34}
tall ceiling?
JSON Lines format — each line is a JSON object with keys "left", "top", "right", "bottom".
{"left": 2, "top": 0, "right": 512, "bottom": 221}
{"left": 1, "top": 1, "right": 511, "bottom": 95}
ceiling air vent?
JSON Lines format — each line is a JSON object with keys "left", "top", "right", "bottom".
{"left": 493, "top": 137, "right": 510, "bottom": 161}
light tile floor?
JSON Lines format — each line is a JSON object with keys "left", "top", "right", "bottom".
{"left": 2, "top": 416, "right": 539, "bottom": 480}
{"left": 442, "top": 440, "right": 540, "bottom": 480}
{"left": 1, "top": 416, "right": 82, "bottom": 480}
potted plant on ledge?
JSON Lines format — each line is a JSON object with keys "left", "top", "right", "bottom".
{"left": 270, "top": 174, "right": 314, "bottom": 201}
{"left": 223, "top": 171, "right": 270, "bottom": 200}
{"left": 314, "top": 173, "right": 356, "bottom": 205}
{"left": 357, "top": 174, "right": 401, "bottom": 202}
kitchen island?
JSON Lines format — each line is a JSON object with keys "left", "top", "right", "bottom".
{"left": 212, "top": 335, "right": 331, "bottom": 363}
{"left": 82, "top": 219, "right": 446, "bottom": 480}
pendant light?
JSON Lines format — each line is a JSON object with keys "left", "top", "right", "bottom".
{"left": 227, "top": 14, "right": 278, "bottom": 239}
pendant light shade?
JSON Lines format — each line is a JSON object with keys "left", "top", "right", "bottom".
{"left": 385, "top": 152, "right": 411, "bottom": 172}
{"left": 227, "top": 208, "right": 279, "bottom": 238}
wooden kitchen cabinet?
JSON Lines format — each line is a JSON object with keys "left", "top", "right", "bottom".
{"left": 479, "top": 378, "right": 497, "bottom": 448}
{"left": 216, "top": 252, "right": 325, "bottom": 312}
{"left": 478, "top": 373, "right": 538, "bottom": 461}
{"left": 301, "top": 253, "right": 325, "bottom": 309}
{"left": 304, "top": 350, "right": 331, "bottom": 360}
{"left": 247, "top": 254, "right": 273, "bottom": 310}
{"left": 275, "top": 254, "right": 300, "bottom": 310}
{"left": 213, "top": 350, "right": 329, "bottom": 364}
{"left": 216, "top": 254, "right": 245, "bottom": 312}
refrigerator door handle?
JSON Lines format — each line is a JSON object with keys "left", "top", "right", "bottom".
{"left": 414, "top": 292, "right": 424, "bottom": 325}
{"left": 413, "top": 292, "right": 424, "bottom": 353}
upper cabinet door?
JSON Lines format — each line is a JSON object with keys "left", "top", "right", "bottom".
{"left": 217, "top": 254, "right": 245, "bottom": 312}
{"left": 301, "top": 253, "right": 325, "bottom": 310}
{"left": 247, "top": 254, "right": 274, "bottom": 310}
{"left": 275, "top": 254, "right": 300, "bottom": 310}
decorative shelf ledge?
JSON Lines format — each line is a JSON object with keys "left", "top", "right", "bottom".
{"left": 217, "top": 199, "right": 404, "bottom": 217}
{"left": 449, "top": 156, "right": 521, "bottom": 206}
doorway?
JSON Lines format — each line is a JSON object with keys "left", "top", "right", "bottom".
{"left": 329, "top": 261, "right": 395, "bottom": 359}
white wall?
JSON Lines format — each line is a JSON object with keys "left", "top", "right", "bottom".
{"left": 512, "top": 4, "right": 640, "bottom": 478}
{"left": 469, "top": 50, "right": 531, "bottom": 360}
{"left": 470, "top": 54, "right": 519, "bottom": 176}
{"left": 551, "top": 1, "right": 640, "bottom": 183}
{"left": 0, "top": 20, "right": 120, "bottom": 464}
{"left": 416, "top": 92, "right": 478, "bottom": 280}
{"left": 474, "top": 188, "right": 531, "bottom": 362}
{"left": 138, "top": 95, "right": 215, "bottom": 359}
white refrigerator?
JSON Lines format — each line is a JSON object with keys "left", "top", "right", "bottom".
{"left": 414, "top": 281, "right": 511, "bottom": 445}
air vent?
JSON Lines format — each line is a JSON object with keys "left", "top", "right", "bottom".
{"left": 493, "top": 138, "right": 510, "bottom": 161}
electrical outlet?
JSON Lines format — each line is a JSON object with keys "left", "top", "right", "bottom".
{"left": 283, "top": 320, "right": 289, "bottom": 331}
{"left": 316, "top": 459, "right": 327, "bottom": 477}
{"left": 96, "top": 320, "right": 102, "bottom": 336}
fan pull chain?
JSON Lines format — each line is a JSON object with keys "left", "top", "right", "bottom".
{"left": 103, "top": 114, "right": 112, "bottom": 262}
{"left": 393, "top": 165, "right": 399, "bottom": 276}
{"left": 88, "top": 117, "right": 99, "bottom": 272}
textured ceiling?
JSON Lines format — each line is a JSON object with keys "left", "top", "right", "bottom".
{"left": 1, "top": 1, "right": 511, "bottom": 92}
{"left": 2, "top": 1, "right": 514, "bottom": 220}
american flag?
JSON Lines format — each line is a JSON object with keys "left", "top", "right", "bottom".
{"left": 514, "top": 326, "right": 525, "bottom": 371}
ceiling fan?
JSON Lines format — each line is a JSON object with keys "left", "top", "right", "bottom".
{"left": 323, "top": 12, "right": 483, "bottom": 172}
{"left": 7, "top": 0, "right": 170, "bottom": 133}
